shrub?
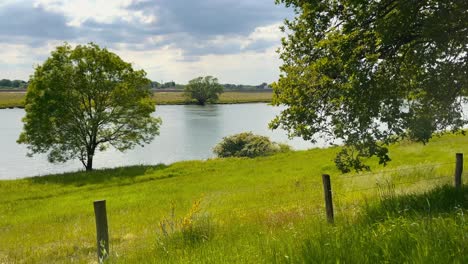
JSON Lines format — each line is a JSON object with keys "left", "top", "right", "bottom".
{"left": 213, "top": 132, "right": 291, "bottom": 158}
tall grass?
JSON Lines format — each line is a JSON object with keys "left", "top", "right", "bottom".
{"left": 269, "top": 185, "right": 467, "bottom": 264}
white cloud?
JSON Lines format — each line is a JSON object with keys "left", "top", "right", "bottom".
{"left": 193, "top": 47, "right": 282, "bottom": 84}
{"left": 0, "top": 23, "right": 284, "bottom": 84}
{"left": 0, "top": 1, "right": 292, "bottom": 84}
{"left": 0, "top": 40, "right": 81, "bottom": 79}
{"left": 112, "top": 44, "right": 281, "bottom": 84}
{"left": 33, "top": 0, "right": 138, "bottom": 26}
{"left": 249, "top": 22, "right": 284, "bottom": 42}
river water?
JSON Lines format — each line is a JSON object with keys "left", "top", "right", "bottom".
{"left": 0, "top": 104, "right": 321, "bottom": 179}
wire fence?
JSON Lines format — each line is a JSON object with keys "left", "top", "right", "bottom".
{"left": 198, "top": 158, "right": 463, "bottom": 220}
{"left": 90, "top": 155, "right": 466, "bottom": 262}
{"left": 337, "top": 162, "right": 454, "bottom": 180}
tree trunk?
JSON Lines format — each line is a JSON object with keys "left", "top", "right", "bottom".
{"left": 86, "top": 147, "right": 95, "bottom": 171}
{"left": 86, "top": 154, "right": 94, "bottom": 171}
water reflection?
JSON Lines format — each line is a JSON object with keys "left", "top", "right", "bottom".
{"left": 181, "top": 105, "right": 222, "bottom": 159}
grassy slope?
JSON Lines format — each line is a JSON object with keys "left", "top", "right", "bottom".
{"left": 0, "top": 91, "right": 272, "bottom": 108}
{"left": 0, "top": 134, "right": 467, "bottom": 263}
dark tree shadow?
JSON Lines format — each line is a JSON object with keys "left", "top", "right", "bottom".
{"left": 28, "top": 164, "right": 168, "bottom": 186}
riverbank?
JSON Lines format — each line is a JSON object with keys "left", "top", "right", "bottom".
{"left": 0, "top": 91, "right": 273, "bottom": 109}
{"left": 0, "top": 133, "right": 467, "bottom": 262}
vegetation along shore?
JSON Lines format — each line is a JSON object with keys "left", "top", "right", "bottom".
{"left": 0, "top": 132, "right": 466, "bottom": 263}
{"left": 0, "top": 90, "right": 272, "bottom": 109}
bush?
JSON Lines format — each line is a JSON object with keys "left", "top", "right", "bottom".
{"left": 213, "top": 132, "right": 291, "bottom": 158}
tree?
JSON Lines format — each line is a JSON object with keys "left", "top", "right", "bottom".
{"left": 184, "top": 76, "right": 224, "bottom": 105}
{"left": 0, "top": 79, "right": 12, "bottom": 87}
{"left": 272, "top": 0, "right": 468, "bottom": 172}
{"left": 162, "top": 81, "right": 176, "bottom": 88}
{"left": 18, "top": 43, "right": 162, "bottom": 171}
{"left": 0, "top": 79, "right": 26, "bottom": 88}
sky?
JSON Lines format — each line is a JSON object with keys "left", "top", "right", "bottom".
{"left": 0, "top": 0, "right": 293, "bottom": 84}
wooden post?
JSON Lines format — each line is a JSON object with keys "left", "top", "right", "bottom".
{"left": 94, "top": 200, "right": 109, "bottom": 263}
{"left": 322, "top": 174, "right": 334, "bottom": 223}
{"left": 455, "top": 153, "right": 463, "bottom": 188}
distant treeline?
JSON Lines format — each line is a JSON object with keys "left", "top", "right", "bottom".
{"left": 222, "top": 82, "right": 271, "bottom": 91}
{"left": 151, "top": 81, "right": 271, "bottom": 91}
{"left": 0, "top": 78, "right": 272, "bottom": 91}
{"left": 0, "top": 79, "right": 28, "bottom": 89}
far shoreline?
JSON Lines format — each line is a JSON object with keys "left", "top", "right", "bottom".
{"left": 0, "top": 90, "right": 273, "bottom": 109}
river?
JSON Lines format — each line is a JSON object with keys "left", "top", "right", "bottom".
{"left": 0, "top": 104, "right": 321, "bottom": 179}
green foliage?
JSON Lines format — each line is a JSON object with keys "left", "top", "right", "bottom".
{"left": 151, "top": 81, "right": 177, "bottom": 89}
{"left": 222, "top": 82, "right": 272, "bottom": 91}
{"left": 0, "top": 79, "right": 27, "bottom": 89}
{"left": 184, "top": 76, "right": 224, "bottom": 105}
{"left": 17, "top": 43, "right": 162, "bottom": 171}
{"left": 272, "top": 0, "right": 468, "bottom": 172}
{"left": 213, "top": 132, "right": 291, "bottom": 158}
{"left": 0, "top": 79, "right": 12, "bottom": 87}
{"left": 277, "top": 142, "right": 292, "bottom": 153}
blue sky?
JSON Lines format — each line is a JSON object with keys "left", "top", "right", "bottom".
{"left": 0, "top": 0, "right": 293, "bottom": 84}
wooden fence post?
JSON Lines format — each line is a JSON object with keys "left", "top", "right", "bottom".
{"left": 322, "top": 174, "right": 334, "bottom": 223}
{"left": 455, "top": 153, "right": 463, "bottom": 189}
{"left": 94, "top": 200, "right": 109, "bottom": 263}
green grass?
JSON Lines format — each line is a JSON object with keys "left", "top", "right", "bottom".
{"left": 0, "top": 91, "right": 272, "bottom": 108}
{"left": 0, "top": 92, "right": 25, "bottom": 108}
{"left": 0, "top": 133, "right": 467, "bottom": 263}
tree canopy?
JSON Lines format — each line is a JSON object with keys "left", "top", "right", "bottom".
{"left": 18, "top": 43, "right": 162, "bottom": 171}
{"left": 184, "top": 76, "right": 224, "bottom": 105}
{"left": 272, "top": 0, "right": 468, "bottom": 172}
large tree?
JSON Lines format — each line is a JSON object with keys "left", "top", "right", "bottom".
{"left": 18, "top": 43, "right": 162, "bottom": 171}
{"left": 184, "top": 76, "right": 224, "bottom": 105}
{"left": 272, "top": 0, "right": 468, "bottom": 172}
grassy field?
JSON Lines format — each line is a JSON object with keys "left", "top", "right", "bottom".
{"left": 154, "top": 91, "right": 272, "bottom": 105}
{"left": 0, "top": 91, "right": 272, "bottom": 108}
{"left": 0, "top": 133, "right": 467, "bottom": 263}
{"left": 0, "top": 92, "right": 25, "bottom": 108}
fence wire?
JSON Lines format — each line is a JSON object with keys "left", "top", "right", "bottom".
{"left": 197, "top": 161, "right": 455, "bottom": 200}
{"left": 337, "top": 162, "right": 454, "bottom": 180}
{"left": 199, "top": 161, "right": 459, "bottom": 219}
